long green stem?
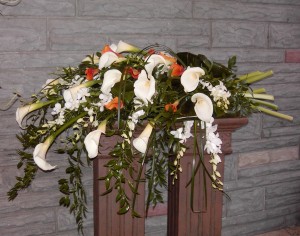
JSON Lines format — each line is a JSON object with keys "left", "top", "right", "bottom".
{"left": 245, "top": 70, "right": 273, "bottom": 84}
{"left": 254, "top": 105, "right": 293, "bottom": 121}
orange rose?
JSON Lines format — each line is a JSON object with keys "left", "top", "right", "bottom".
{"left": 170, "top": 63, "right": 184, "bottom": 77}
{"left": 85, "top": 68, "right": 99, "bottom": 81}
{"left": 105, "top": 97, "right": 124, "bottom": 110}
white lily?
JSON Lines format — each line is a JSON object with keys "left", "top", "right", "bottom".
{"left": 181, "top": 67, "right": 205, "bottom": 93}
{"left": 145, "top": 54, "right": 167, "bottom": 75}
{"left": 191, "top": 93, "right": 213, "bottom": 123}
{"left": 133, "top": 123, "right": 153, "bottom": 154}
{"left": 116, "top": 41, "right": 140, "bottom": 53}
{"left": 16, "top": 101, "right": 57, "bottom": 128}
{"left": 33, "top": 138, "right": 56, "bottom": 171}
{"left": 63, "top": 84, "right": 86, "bottom": 102}
{"left": 99, "top": 51, "right": 119, "bottom": 70}
{"left": 134, "top": 70, "right": 156, "bottom": 105}
{"left": 101, "top": 69, "right": 122, "bottom": 95}
{"left": 84, "top": 120, "right": 107, "bottom": 159}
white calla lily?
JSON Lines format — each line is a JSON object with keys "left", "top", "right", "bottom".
{"left": 133, "top": 123, "right": 153, "bottom": 154}
{"left": 181, "top": 67, "right": 205, "bottom": 92}
{"left": 134, "top": 70, "right": 156, "bottom": 105}
{"left": 84, "top": 120, "right": 107, "bottom": 159}
{"left": 16, "top": 101, "right": 57, "bottom": 128}
{"left": 145, "top": 54, "right": 167, "bottom": 75}
{"left": 191, "top": 93, "right": 213, "bottom": 123}
{"left": 116, "top": 41, "right": 140, "bottom": 53}
{"left": 101, "top": 69, "right": 122, "bottom": 95}
{"left": 99, "top": 51, "right": 119, "bottom": 70}
{"left": 33, "top": 139, "right": 56, "bottom": 171}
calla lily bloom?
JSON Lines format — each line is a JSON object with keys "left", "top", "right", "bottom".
{"left": 84, "top": 120, "right": 107, "bottom": 159}
{"left": 105, "top": 97, "right": 124, "bottom": 110}
{"left": 99, "top": 52, "right": 119, "bottom": 70}
{"left": 145, "top": 54, "right": 167, "bottom": 75}
{"left": 33, "top": 138, "right": 56, "bottom": 171}
{"left": 191, "top": 93, "right": 213, "bottom": 123}
{"left": 134, "top": 70, "right": 156, "bottom": 105}
{"left": 16, "top": 100, "right": 57, "bottom": 128}
{"left": 159, "top": 52, "right": 177, "bottom": 65}
{"left": 170, "top": 63, "right": 184, "bottom": 77}
{"left": 181, "top": 67, "right": 205, "bottom": 92}
{"left": 133, "top": 123, "right": 153, "bottom": 154}
{"left": 85, "top": 68, "right": 99, "bottom": 81}
{"left": 101, "top": 69, "right": 122, "bottom": 95}
{"left": 116, "top": 41, "right": 140, "bottom": 53}
{"left": 101, "top": 44, "right": 115, "bottom": 54}
{"left": 82, "top": 54, "right": 100, "bottom": 64}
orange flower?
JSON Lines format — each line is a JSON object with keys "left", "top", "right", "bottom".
{"left": 85, "top": 68, "right": 99, "bottom": 81}
{"left": 170, "top": 63, "right": 184, "bottom": 77}
{"left": 105, "top": 97, "right": 124, "bottom": 110}
{"left": 165, "top": 101, "right": 179, "bottom": 112}
{"left": 147, "top": 48, "right": 155, "bottom": 55}
{"left": 128, "top": 67, "right": 140, "bottom": 79}
{"left": 159, "top": 52, "right": 177, "bottom": 64}
{"left": 101, "top": 45, "right": 114, "bottom": 54}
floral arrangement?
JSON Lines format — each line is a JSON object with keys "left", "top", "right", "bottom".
{"left": 8, "top": 41, "right": 293, "bottom": 233}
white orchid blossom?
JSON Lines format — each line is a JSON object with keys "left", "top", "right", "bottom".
{"left": 101, "top": 69, "right": 122, "bottom": 95}
{"left": 133, "top": 123, "right": 153, "bottom": 154}
{"left": 191, "top": 93, "right": 213, "bottom": 123}
{"left": 63, "top": 84, "right": 87, "bottom": 102}
{"left": 134, "top": 70, "right": 156, "bottom": 105}
{"left": 181, "top": 67, "right": 205, "bottom": 92}
{"left": 99, "top": 51, "right": 119, "bottom": 70}
{"left": 144, "top": 54, "right": 167, "bottom": 75}
{"left": 84, "top": 120, "right": 107, "bottom": 159}
{"left": 33, "top": 138, "right": 56, "bottom": 171}
{"left": 116, "top": 40, "right": 140, "bottom": 53}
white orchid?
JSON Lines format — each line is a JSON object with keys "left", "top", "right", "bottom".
{"left": 133, "top": 123, "right": 153, "bottom": 154}
{"left": 63, "top": 84, "right": 87, "bottom": 102}
{"left": 134, "top": 70, "right": 156, "bottom": 105}
{"left": 145, "top": 54, "right": 167, "bottom": 75}
{"left": 101, "top": 69, "right": 122, "bottom": 95}
{"left": 191, "top": 93, "right": 213, "bottom": 123}
{"left": 99, "top": 51, "right": 119, "bottom": 70}
{"left": 116, "top": 41, "right": 140, "bottom": 53}
{"left": 33, "top": 138, "right": 56, "bottom": 171}
{"left": 84, "top": 120, "right": 107, "bottom": 159}
{"left": 181, "top": 67, "right": 205, "bottom": 92}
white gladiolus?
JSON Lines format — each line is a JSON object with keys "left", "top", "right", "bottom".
{"left": 101, "top": 69, "right": 122, "bottom": 95}
{"left": 99, "top": 52, "right": 119, "bottom": 70}
{"left": 33, "top": 139, "right": 56, "bottom": 171}
{"left": 145, "top": 54, "right": 167, "bottom": 75}
{"left": 132, "top": 123, "right": 153, "bottom": 154}
{"left": 180, "top": 67, "right": 205, "bottom": 92}
{"left": 84, "top": 120, "right": 107, "bottom": 159}
{"left": 191, "top": 93, "right": 213, "bottom": 123}
{"left": 134, "top": 70, "right": 156, "bottom": 105}
{"left": 116, "top": 41, "right": 140, "bottom": 53}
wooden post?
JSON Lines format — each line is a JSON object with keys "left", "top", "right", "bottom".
{"left": 93, "top": 135, "right": 145, "bottom": 236}
{"left": 167, "top": 118, "right": 248, "bottom": 236}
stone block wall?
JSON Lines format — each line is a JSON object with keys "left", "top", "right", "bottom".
{"left": 0, "top": 0, "right": 299, "bottom": 235}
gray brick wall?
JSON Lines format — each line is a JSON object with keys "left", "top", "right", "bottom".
{"left": 0, "top": 0, "right": 299, "bottom": 235}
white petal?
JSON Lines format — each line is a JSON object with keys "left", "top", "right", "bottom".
{"left": 191, "top": 93, "right": 213, "bottom": 122}
{"left": 33, "top": 143, "right": 56, "bottom": 171}
{"left": 101, "top": 69, "right": 122, "bottom": 94}
{"left": 134, "top": 70, "right": 155, "bottom": 104}
{"left": 84, "top": 130, "right": 102, "bottom": 159}
{"left": 181, "top": 67, "right": 205, "bottom": 93}
{"left": 116, "top": 41, "right": 140, "bottom": 53}
{"left": 132, "top": 136, "right": 149, "bottom": 154}
{"left": 99, "top": 52, "right": 119, "bottom": 70}
{"left": 145, "top": 54, "right": 167, "bottom": 75}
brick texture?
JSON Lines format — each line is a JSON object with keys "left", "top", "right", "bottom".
{"left": 0, "top": 0, "right": 299, "bottom": 236}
